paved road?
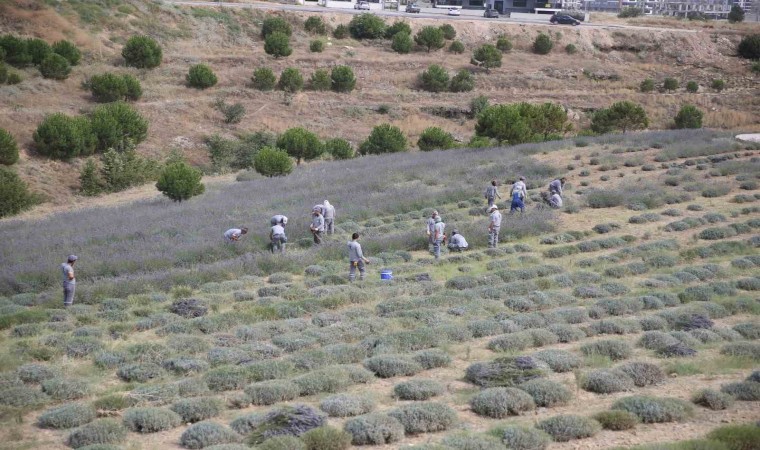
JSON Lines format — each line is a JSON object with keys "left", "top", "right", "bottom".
{"left": 167, "top": 0, "right": 696, "bottom": 31}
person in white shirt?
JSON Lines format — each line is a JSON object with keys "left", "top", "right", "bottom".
{"left": 224, "top": 227, "right": 248, "bottom": 243}
{"left": 488, "top": 205, "right": 502, "bottom": 248}
{"left": 348, "top": 232, "right": 370, "bottom": 282}
{"left": 323, "top": 200, "right": 336, "bottom": 235}
{"left": 447, "top": 229, "right": 468, "bottom": 252}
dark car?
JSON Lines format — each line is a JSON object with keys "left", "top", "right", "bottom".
{"left": 405, "top": 3, "right": 421, "bottom": 13}
{"left": 550, "top": 14, "right": 581, "bottom": 25}
{"left": 484, "top": 8, "right": 499, "bottom": 18}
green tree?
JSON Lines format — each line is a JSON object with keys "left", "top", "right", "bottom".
{"left": 33, "top": 113, "right": 96, "bottom": 160}
{"left": 0, "top": 63, "right": 7, "bottom": 84}
{"left": 449, "top": 69, "right": 474, "bottom": 93}
{"left": 333, "top": 24, "right": 349, "bottom": 39}
{"left": 324, "top": 138, "right": 354, "bottom": 159}
{"left": 471, "top": 44, "right": 502, "bottom": 71}
{"left": 737, "top": 34, "right": 760, "bottom": 59}
{"left": 417, "top": 127, "right": 456, "bottom": 151}
{"left": 186, "top": 64, "right": 218, "bottom": 89}
{"left": 26, "top": 38, "right": 51, "bottom": 65}
{"left": 39, "top": 54, "right": 71, "bottom": 80}
{"left": 475, "top": 104, "right": 533, "bottom": 145}
{"left": 439, "top": 24, "right": 456, "bottom": 40}
{"left": 449, "top": 40, "right": 465, "bottom": 54}
{"left": 728, "top": 5, "right": 745, "bottom": 23}
{"left": 414, "top": 26, "right": 445, "bottom": 52}
{"left": 52, "top": 40, "right": 81, "bottom": 65}
{"left": 205, "top": 132, "right": 276, "bottom": 171}
{"left": 304, "top": 16, "right": 329, "bottom": 35}
{"left": 385, "top": 21, "right": 412, "bottom": 39}
{"left": 711, "top": 79, "right": 725, "bottom": 92}
{"left": 527, "top": 102, "right": 569, "bottom": 139}
{"left": 419, "top": 64, "right": 449, "bottom": 92}
{"left": 262, "top": 17, "right": 292, "bottom": 38}
{"left": 0, "top": 128, "right": 19, "bottom": 165}
{"left": 122, "top": 74, "right": 142, "bottom": 101}
{"left": 496, "top": 36, "right": 512, "bottom": 52}
{"left": 252, "top": 67, "right": 277, "bottom": 91}
{"left": 254, "top": 147, "right": 293, "bottom": 177}
{"left": 591, "top": 101, "right": 649, "bottom": 134}
{"left": 0, "top": 35, "right": 32, "bottom": 67}
{"left": 331, "top": 65, "right": 356, "bottom": 93}
{"left": 391, "top": 32, "right": 413, "bottom": 54}
{"left": 358, "top": 124, "right": 407, "bottom": 155}
{"left": 533, "top": 33, "right": 553, "bottom": 55}
{"left": 213, "top": 99, "right": 246, "bottom": 124}
{"left": 156, "top": 159, "right": 204, "bottom": 202}
{"left": 101, "top": 147, "right": 159, "bottom": 192}
{"left": 663, "top": 77, "right": 679, "bottom": 91}
{"left": 470, "top": 95, "right": 489, "bottom": 117}
{"left": 310, "top": 69, "right": 331, "bottom": 91}
{"left": 685, "top": 81, "right": 698, "bottom": 93}
{"left": 640, "top": 78, "right": 655, "bottom": 92}
{"left": 565, "top": 44, "right": 577, "bottom": 54}
{"left": 0, "top": 167, "right": 37, "bottom": 218}
{"left": 88, "top": 73, "right": 128, "bottom": 102}
{"left": 278, "top": 67, "right": 303, "bottom": 93}
{"left": 122, "top": 35, "right": 162, "bottom": 69}
{"left": 674, "top": 104, "right": 703, "bottom": 129}
{"left": 90, "top": 101, "right": 149, "bottom": 152}
{"left": 309, "top": 40, "right": 324, "bottom": 53}
{"left": 276, "top": 127, "right": 324, "bottom": 165}
{"left": 264, "top": 32, "right": 293, "bottom": 58}
{"left": 79, "top": 158, "right": 104, "bottom": 196}
{"left": 348, "top": 13, "right": 387, "bottom": 39}
{"left": 618, "top": 7, "right": 644, "bottom": 18}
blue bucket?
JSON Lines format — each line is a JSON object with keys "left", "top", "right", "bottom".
{"left": 380, "top": 269, "right": 393, "bottom": 280}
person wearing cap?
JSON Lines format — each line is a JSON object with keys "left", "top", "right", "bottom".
{"left": 447, "top": 229, "right": 468, "bottom": 252}
{"left": 348, "top": 232, "right": 370, "bottom": 282}
{"left": 549, "top": 177, "right": 566, "bottom": 197}
{"left": 270, "top": 215, "right": 288, "bottom": 227}
{"left": 488, "top": 205, "right": 502, "bottom": 248}
{"left": 61, "top": 255, "right": 77, "bottom": 307}
{"left": 310, "top": 208, "right": 325, "bottom": 244}
{"left": 323, "top": 200, "right": 336, "bottom": 235}
{"left": 270, "top": 221, "right": 287, "bottom": 254}
{"left": 484, "top": 180, "right": 502, "bottom": 208}
{"left": 425, "top": 210, "right": 439, "bottom": 252}
{"left": 224, "top": 227, "right": 248, "bottom": 243}
{"left": 511, "top": 176, "right": 527, "bottom": 200}
{"left": 433, "top": 215, "right": 446, "bottom": 260}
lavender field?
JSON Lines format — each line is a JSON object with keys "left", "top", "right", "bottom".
{"left": 0, "top": 129, "right": 759, "bottom": 450}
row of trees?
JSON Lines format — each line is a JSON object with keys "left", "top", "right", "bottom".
{"left": 0, "top": 34, "right": 81, "bottom": 80}
{"left": 640, "top": 77, "right": 726, "bottom": 93}
{"left": 251, "top": 65, "right": 356, "bottom": 93}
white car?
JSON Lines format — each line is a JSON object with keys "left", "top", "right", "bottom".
{"left": 354, "top": 1, "right": 370, "bottom": 9}
{"left": 447, "top": 7, "right": 461, "bottom": 16}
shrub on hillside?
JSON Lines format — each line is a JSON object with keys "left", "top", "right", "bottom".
{"left": 581, "top": 369, "right": 634, "bottom": 394}
{"left": 301, "top": 426, "right": 352, "bottom": 450}
{"left": 611, "top": 396, "right": 694, "bottom": 423}
{"left": 450, "top": 69, "right": 474, "bottom": 92}
{"left": 180, "top": 421, "right": 240, "bottom": 449}
{"left": 391, "top": 31, "right": 413, "bottom": 54}
{"left": 244, "top": 380, "right": 300, "bottom": 405}
{"left": 532, "top": 349, "right": 581, "bottom": 372}
{"left": 518, "top": 379, "right": 572, "bottom": 407}
{"left": 496, "top": 36, "right": 513, "bottom": 52}
{"left": 320, "top": 394, "right": 374, "bottom": 417}
{"left": 122, "top": 35, "right": 162, "bottom": 69}
{"left": 470, "top": 387, "right": 535, "bottom": 418}
{"left": 323, "top": 138, "right": 354, "bottom": 160}
{"left": 499, "top": 426, "right": 551, "bottom": 450}
{"left": 186, "top": 64, "right": 218, "bottom": 89}
{"left": 593, "top": 410, "right": 638, "bottom": 431}
{"left": 343, "top": 413, "right": 405, "bottom": 445}
{"left": 532, "top": 33, "right": 553, "bottom": 55}
{"left": 737, "top": 34, "right": 760, "bottom": 59}
{"left": 122, "top": 407, "right": 182, "bottom": 433}
{"left": 252, "top": 67, "right": 277, "bottom": 91}
{"left": 156, "top": 159, "right": 205, "bottom": 202}
{"left": 619, "top": 6, "right": 644, "bottom": 17}
{"left": 674, "top": 104, "right": 703, "bottom": 129}
{"left": 52, "top": 40, "right": 80, "bottom": 65}
{"left": 0, "top": 34, "right": 32, "bottom": 67}
{"left": 691, "top": 389, "right": 734, "bottom": 410}
{"left": 449, "top": 40, "right": 465, "bottom": 53}
{"left": 393, "top": 379, "right": 444, "bottom": 401}
{"left": 90, "top": 101, "right": 148, "bottom": 151}
{"left": 591, "top": 101, "right": 648, "bottom": 134}
{"left": 245, "top": 404, "right": 326, "bottom": 445}
{"left": 720, "top": 381, "right": 760, "bottom": 401}
{"left": 465, "top": 356, "right": 544, "bottom": 387}
{"left": 262, "top": 17, "right": 292, "bottom": 38}
{"left": 580, "top": 339, "right": 632, "bottom": 361}
{"left": 41, "top": 378, "right": 89, "bottom": 400}
{"left": 617, "top": 361, "right": 665, "bottom": 387}
{"left": 277, "top": 127, "right": 323, "bottom": 165}
{"left": 66, "top": 419, "right": 127, "bottom": 449}
{"left": 278, "top": 67, "right": 303, "bottom": 93}
{"left": 170, "top": 397, "right": 224, "bottom": 422}
{"left": 26, "top": 38, "right": 51, "bottom": 65}
{"left": 640, "top": 78, "right": 655, "bottom": 92}
{"left": 88, "top": 73, "right": 142, "bottom": 102}
{"left": 417, "top": 127, "right": 455, "bottom": 151}
{"left": 686, "top": 80, "right": 698, "bottom": 93}
{"left": 415, "top": 26, "right": 445, "bottom": 52}
{"left": 471, "top": 44, "right": 501, "bottom": 70}
{"left": 358, "top": 124, "right": 406, "bottom": 155}
{"left": 116, "top": 362, "right": 162, "bottom": 382}
{"left": 309, "top": 39, "right": 324, "bottom": 53}
{"left": 0, "top": 385, "right": 49, "bottom": 407}
{"left": 663, "top": 77, "right": 679, "bottom": 91}
{"left": 439, "top": 23, "right": 456, "bottom": 40}
{"left": 254, "top": 147, "right": 293, "bottom": 177}
{"left": 363, "top": 355, "right": 422, "bottom": 378}
{"left": 348, "top": 13, "right": 386, "bottom": 39}
{"left": 265, "top": 32, "right": 293, "bottom": 58}
{"left": 256, "top": 436, "right": 305, "bottom": 450}
{"left": 475, "top": 102, "right": 568, "bottom": 144}
{"left": 388, "top": 402, "right": 457, "bottom": 433}
{"left": 333, "top": 24, "right": 349, "bottom": 39}
{"left": 386, "top": 21, "right": 412, "bottom": 38}
{"left": 37, "top": 403, "right": 96, "bottom": 429}
{"left": 39, "top": 53, "right": 70, "bottom": 79}
{"left": 33, "top": 113, "right": 96, "bottom": 160}
{"left": 304, "top": 16, "right": 329, "bottom": 34}
{"left": 707, "top": 424, "right": 760, "bottom": 450}
{"left": 536, "top": 415, "right": 600, "bottom": 442}
{"left": 330, "top": 65, "right": 356, "bottom": 93}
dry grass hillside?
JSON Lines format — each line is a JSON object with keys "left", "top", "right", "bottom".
{"left": 0, "top": 0, "right": 759, "bottom": 208}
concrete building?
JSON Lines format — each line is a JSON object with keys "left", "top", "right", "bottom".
{"left": 434, "top": 0, "right": 580, "bottom": 13}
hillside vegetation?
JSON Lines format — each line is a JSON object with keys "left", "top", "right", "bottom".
{"left": 0, "top": 129, "right": 758, "bottom": 449}
{"left": 0, "top": 0, "right": 758, "bottom": 210}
